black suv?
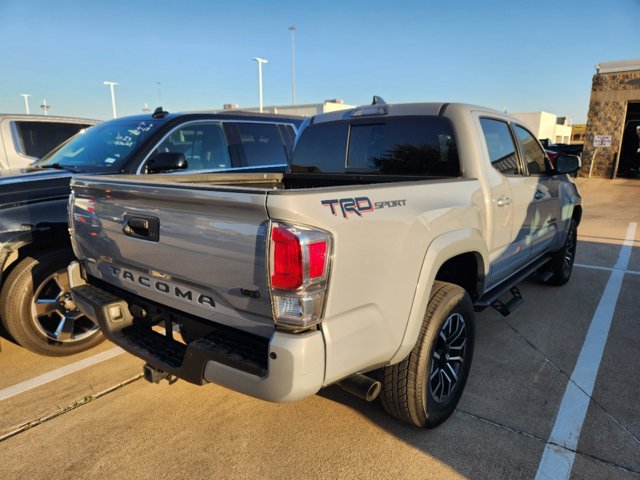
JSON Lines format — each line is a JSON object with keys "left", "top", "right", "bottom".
{"left": 0, "top": 109, "right": 302, "bottom": 355}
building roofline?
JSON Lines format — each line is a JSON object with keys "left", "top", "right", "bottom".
{"left": 596, "top": 59, "right": 640, "bottom": 74}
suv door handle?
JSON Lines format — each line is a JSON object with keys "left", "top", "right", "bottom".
{"left": 496, "top": 196, "right": 512, "bottom": 207}
{"left": 534, "top": 190, "right": 545, "bottom": 200}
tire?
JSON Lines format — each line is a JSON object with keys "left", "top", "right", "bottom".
{"left": 381, "top": 281, "right": 475, "bottom": 428}
{"left": 545, "top": 218, "right": 577, "bottom": 286}
{"left": 0, "top": 248, "right": 104, "bottom": 356}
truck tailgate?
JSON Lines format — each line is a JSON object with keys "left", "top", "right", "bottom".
{"left": 70, "top": 176, "right": 274, "bottom": 337}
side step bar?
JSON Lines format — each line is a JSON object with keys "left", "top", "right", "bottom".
{"left": 474, "top": 255, "right": 551, "bottom": 315}
{"left": 490, "top": 287, "right": 522, "bottom": 316}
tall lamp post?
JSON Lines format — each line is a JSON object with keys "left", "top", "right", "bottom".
{"left": 20, "top": 94, "right": 31, "bottom": 115}
{"left": 252, "top": 58, "right": 268, "bottom": 113}
{"left": 288, "top": 25, "right": 296, "bottom": 105}
{"left": 103, "top": 81, "right": 119, "bottom": 118}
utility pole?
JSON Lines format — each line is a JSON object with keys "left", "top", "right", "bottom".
{"left": 103, "top": 81, "right": 119, "bottom": 118}
{"left": 289, "top": 25, "right": 296, "bottom": 105}
{"left": 252, "top": 58, "right": 268, "bottom": 113}
{"left": 20, "top": 94, "right": 31, "bottom": 114}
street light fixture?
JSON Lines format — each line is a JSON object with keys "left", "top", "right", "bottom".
{"left": 20, "top": 94, "right": 31, "bottom": 115}
{"left": 252, "top": 57, "right": 268, "bottom": 113}
{"left": 103, "top": 81, "right": 119, "bottom": 118}
{"left": 289, "top": 25, "right": 296, "bottom": 105}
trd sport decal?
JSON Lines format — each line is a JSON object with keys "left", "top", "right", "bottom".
{"left": 321, "top": 197, "right": 407, "bottom": 219}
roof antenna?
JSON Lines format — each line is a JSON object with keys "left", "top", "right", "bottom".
{"left": 371, "top": 96, "right": 387, "bottom": 106}
{"left": 152, "top": 106, "right": 168, "bottom": 118}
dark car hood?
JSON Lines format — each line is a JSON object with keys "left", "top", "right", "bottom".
{"left": 0, "top": 168, "right": 80, "bottom": 208}
{"left": 0, "top": 167, "right": 74, "bottom": 182}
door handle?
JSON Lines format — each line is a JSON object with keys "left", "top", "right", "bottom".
{"left": 496, "top": 196, "right": 512, "bottom": 207}
{"left": 534, "top": 190, "right": 545, "bottom": 200}
{"left": 123, "top": 215, "right": 160, "bottom": 241}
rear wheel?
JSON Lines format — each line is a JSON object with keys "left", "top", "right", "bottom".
{"left": 0, "top": 248, "right": 104, "bottom": 356}
{"left": 381, "top": 281, "right": 475, "bottom": 428}
{"left": 545, "top": 219, "right": 577, "bottom": 286}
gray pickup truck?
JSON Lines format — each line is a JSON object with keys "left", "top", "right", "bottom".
{"left": 69, "top": 101, "right": 582, "bottom": 427}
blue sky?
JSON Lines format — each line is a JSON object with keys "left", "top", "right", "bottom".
{"left": 0, "top": 0, "right": 638, "bottom": 122}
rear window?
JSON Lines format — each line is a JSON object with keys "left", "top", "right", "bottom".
{"left": 291, "top": 116, "right": 459, "bottom": 176}
{"left": 14, "top": 121, "right": 93, "bottom": 158}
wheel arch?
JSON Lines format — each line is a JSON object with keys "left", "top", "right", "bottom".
{"left": 388, "top": 228, "right": 487, "bottom": 365}
{"left": 1, "top": 227, "right": 71, "bottom": 283}
{"left": 572, "top": 204, "right": 582, "bottom": 225}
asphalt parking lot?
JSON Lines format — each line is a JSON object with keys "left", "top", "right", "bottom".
{"left": 1, "top": 178, "right": 638, "bottom": 480}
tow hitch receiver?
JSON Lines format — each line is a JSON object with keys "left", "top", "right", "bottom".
{"left": 143, "top": 363, "right": 178, "bottom": 385}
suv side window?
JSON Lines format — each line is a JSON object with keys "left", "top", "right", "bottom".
{"left": 226, "top": 122, "right": 289, "bottom": 168}
{"left": 514, "top": 125, "right": 547, "bottom": 175}
{"left": 479, "top": 118, "right": 520, "bottom": 176}
{"left": 152, "top": 122, "right": 230, "bottom": 171}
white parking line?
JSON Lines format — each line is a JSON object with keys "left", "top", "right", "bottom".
{"left": 575, "top": 263, "right": 640, "bottom": 275}
{"left": 535, "top": 222, "right": 637, "bottom": 480}
{"left": 0, "top": 347, "right": 124, "bottom": 402}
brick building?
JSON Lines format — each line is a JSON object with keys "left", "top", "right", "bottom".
{"left": 581, "top": 59, "right": 640, "bottom": 178}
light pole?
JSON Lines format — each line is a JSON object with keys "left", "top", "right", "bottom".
{"left": 252, "top": 57, "right": 268, "bottom": 113}
{"left": 289, "top": 25, "right": 296, "bottom": 105}
{"left": 103, "top": 81, "right": 119, "bottom": 118}
{"left": 20, "top": 94, "right": 31, "bottom": 114}
{"left": 40, "top": 99, "right": 50, "bottom": 116}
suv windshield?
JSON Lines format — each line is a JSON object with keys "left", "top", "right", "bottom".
{"left": 34, "top": 120, "right": 159, "bottom": 173}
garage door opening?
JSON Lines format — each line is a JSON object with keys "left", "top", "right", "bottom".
{"left": 617, "top": 102, "right": 640, "bottom": 178}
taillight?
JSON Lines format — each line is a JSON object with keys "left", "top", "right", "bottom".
{"left": 271, "top": 227, "right": 303, "bottom": 290}
{"left": 269, "top": 222, "right": 332, "bottom": 330}
{"left": 308, "top": 242, "right": 327, "bottom": 279}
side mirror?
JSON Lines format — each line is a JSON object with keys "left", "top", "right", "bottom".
{"left": 145, "top": 152, "right": 188, "bottom": 174}
{"left": 554, "top": 154, "right": 581, "bottom": 175}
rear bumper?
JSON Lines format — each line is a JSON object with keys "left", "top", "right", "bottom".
{"left": 69, "top": 263, "right": 325, "bottom": 402}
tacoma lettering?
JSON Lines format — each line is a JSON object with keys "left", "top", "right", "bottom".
{"left": 106, "top": 265, "right": 215, "bottom": 308}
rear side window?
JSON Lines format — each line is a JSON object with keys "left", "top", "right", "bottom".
{"left": 479, "top": 118, "right": 519, "bottom": 175}
{"left": 14, "top": 121, "right": 92, "bottom": 158}
{"left": 231, "top": 123, "right": 288, "bottom": 167}
{"left": 291, "top": 116, "right": 459, "bottom": 176}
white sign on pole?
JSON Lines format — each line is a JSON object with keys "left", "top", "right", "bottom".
{"left": 593, "top": 135, "right": 612, "bottom": 148}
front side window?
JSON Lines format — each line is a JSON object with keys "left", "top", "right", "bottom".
{"left": 480, "top": 118, "right": 520, "bottom": 176}
{"left": 15, "top": 121, "right": 93, "bottom": 158}
{"left": 151, "top": 122, "right": 230, "bottom": 171}
{"left": 514, "top": 125, "right": 547, "bottom": 175}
